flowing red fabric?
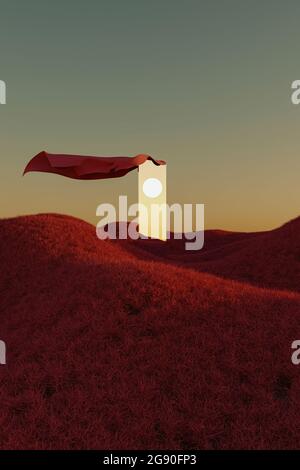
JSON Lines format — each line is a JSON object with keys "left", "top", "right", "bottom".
{"left": 23, "top": 151, "right": 166, "bottom": 180}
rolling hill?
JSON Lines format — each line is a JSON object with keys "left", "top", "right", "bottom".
{"left": 0, "top": 213, "right": 300, "bottom": 449}
{"left": 120, "top": 217, "right": 300, "bottom": 292}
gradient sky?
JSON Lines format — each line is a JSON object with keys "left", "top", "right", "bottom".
{"left": 1, "top": 0, "right": 300, "bottom": 231}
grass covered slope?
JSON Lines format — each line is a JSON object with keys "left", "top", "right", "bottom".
{"left": 0, "top": 214, "right": 300, "bottom": 449}
{"left": 122, "top": 217, "right": 300, "bottom": 293}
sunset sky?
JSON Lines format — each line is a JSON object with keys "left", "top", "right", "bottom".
{"left": 1, "top": 0, "right": 300, "bottom": 231}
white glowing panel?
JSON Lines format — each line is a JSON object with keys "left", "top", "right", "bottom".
{"left": 138, "top": 160, "right": 167, "bottom": 240}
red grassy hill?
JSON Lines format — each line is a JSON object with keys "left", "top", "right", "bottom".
{"left": 120, "top": 217, "right": 300, "bottom": 293}
{"left": 1, "top": 214, "right": 300, "bottom": 449}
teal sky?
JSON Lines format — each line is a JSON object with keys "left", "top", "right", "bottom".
{"left": 1, "top": 0, "right": 300, "bottom": 231}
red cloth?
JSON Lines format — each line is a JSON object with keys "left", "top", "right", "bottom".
{"left": 24, "top": 151, "right": 166, "bottom": 180}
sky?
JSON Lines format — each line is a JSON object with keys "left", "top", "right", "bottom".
{"left": 1, "top": 0, "right": 300, "bottom": 231}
